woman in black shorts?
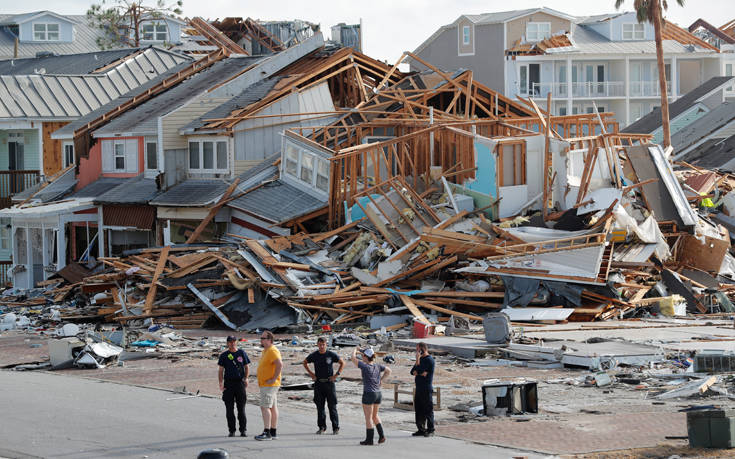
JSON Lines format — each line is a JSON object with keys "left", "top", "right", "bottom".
{"left": 351, "top": 346, "right": 392, "bottom": 445}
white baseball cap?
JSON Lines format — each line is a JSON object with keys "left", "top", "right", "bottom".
{"left": 363, "top": 348, "right": 374, "bottom": 358}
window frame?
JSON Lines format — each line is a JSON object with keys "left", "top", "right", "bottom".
{"left": 622, "top": 23, "right": 645, "bottom": 40}
{"left": 526, "top": 22, "right": 551, "bottom": 42}
{"left": 188, "top": 137, "right": 229, "bottom": 174}
{"left": 33, "top": 23, "right": 60, "bottom": 41}
{"left": 282, "top": 141, "right": 330, "bottom": 195}
{"left": 62, "top": 142, "right": 74, "bottom": 168}
{"left": 496, "top": 141, "right": 527, "bottom": 187}
{"left": 725, "top": 63, "right": 734, "bottom": 92}
{"left": 113, "top": 140, "right": 126, "bottom": 172}
{"left": 145, "top": 141, "right": 157, "bottom": 170}
{"left": 141, "top": 21, "right": 168, "bottom": 41}
{"left": 462, "top": 25, "right": 470, "bottom": 45}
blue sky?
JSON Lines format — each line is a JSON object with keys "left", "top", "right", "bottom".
{"left": 2, "top": 0, "right": 731, "bottom": 62}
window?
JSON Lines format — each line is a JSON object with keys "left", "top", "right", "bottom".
{"left": 114, "top": 142, "right": 125, "bottom": 171}
{"left": 622, "top": 23, "right": 645, "bottom": 40}
{"left": 725, "top": 63, "right": 733, "bottom": 92}
{"left": 102, "top": 139, "right": 137, "bottom": 173}
{"left": 0, "top": 218, "right": 10, "bottom": 251}
{"left": 145, "top": 141, "right": 157, "bottom": 170}
{"left": 141, "top": 22, "right": 168, "bottom": 41}
{"left": 300, "top": 153, "right": 314, "bottom": 183}
{"left": 520, "top": 66, "right": 528, "bottom": 95}
{"left": 285, "top": 144, "right": 299, "bottom": 177}
{"left": 498, "top": 142, "right": 526, "bottom": 187}
{"left": 558, "top": 106, "right": 567, "bottom": 116}
{"left": 63, "top": 142, "right": 74, "bottom": 167}
{"left": 526, "top": 22, "right": 551, "bottom": 42}
{"left": 188, "top": 139, "right": 228, "bottom": 172}
{"left": 33, "top": 23, "right": 59, "bottom": 41}
{"left": 282, "top": 140, "right": 330, "bottom": 194}
{"left": 316, "top": 160, "right": 329, "bottom": 192}
{"left": 462, "top": 25, "right": 470, "bottom": 45}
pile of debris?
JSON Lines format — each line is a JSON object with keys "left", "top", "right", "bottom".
{"left": 3, "top": 142, "right": 735, "bottom": 334}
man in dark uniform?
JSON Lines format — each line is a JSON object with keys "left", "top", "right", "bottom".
{"left": 410, "top": 341, "right": 435, "bottom": 437}
{"left": 302, "top": 337, "right": 345, "bottom": 435}
{"left": 218, "top": 335, "right": 250, "bottom": 437}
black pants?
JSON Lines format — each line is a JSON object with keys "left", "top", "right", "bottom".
{"left": 222, "top": 379, "right": 247, "bottom": 433}
{"left": 314, "top": 381, "right": 339, "bottom": 430}
{"left": 414, "top": 388, "right": 435, "bottom": 433}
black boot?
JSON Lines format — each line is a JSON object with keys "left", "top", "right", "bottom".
{"left": 376, "top": 423, "right": 385, "bottom": 444}
{"left": 360, "top": 428, "right": 374, "bottom": 445}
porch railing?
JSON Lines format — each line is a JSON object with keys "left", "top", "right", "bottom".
{"left": 531, "top": 81, "right": 625, "bottom": 98}
{"left": 629, "top": 80, "right": 672, "bottom": 97}
{"left": 0, "top": 170, "right": 40, "bottom": 209}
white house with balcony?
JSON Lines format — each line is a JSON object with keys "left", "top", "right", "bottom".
{"left": 411, "top": 8, "right": 729, "bottom": 127}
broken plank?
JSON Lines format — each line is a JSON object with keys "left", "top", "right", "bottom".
{"left": 400, "top": 295, "right": 432, "bottom": 325}
{"left": 144, "top": 245, "right": 170, "bottom": 314}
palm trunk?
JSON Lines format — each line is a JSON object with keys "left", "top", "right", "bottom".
{"left": 652, "top": 0, "right": 671, "bottom": 148}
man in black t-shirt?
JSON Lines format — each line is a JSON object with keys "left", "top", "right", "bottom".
{"left": 410, "top": 341, "right": 435, "bottom": 437}
{"left": 218, "top": 335, "right": 250, "bottom": 437}
{"left": 303, "top": 337, "right": 345, "bottom": 435}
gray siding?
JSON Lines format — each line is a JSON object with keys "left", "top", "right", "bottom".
{"left": 411, "top": 23, "right": 505, "bottom": 91}
{"left": 20, "top": 14, "right": 73, "bottom": 43}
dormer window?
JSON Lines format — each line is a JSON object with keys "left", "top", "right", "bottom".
{"left": 283, "top": 141, "right": 330, "bottom": 194}
{"left": 526, "top": 22, "right": 551, "bottom": 42}
{"left": 33, "top": 23, "right": 59, "bottom": 41}
{"left": 141, "top": 22, "right": 167, "bottom": 41}
{"left": 623, "top": 23, "right": 645, "bottom": 40}
{"left": 462, "top": 25, "right": 470, "bottom": 45}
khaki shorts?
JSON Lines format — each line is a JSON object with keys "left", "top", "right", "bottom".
{"left": 260, "top": 386, "right": 279, "bottom": 408}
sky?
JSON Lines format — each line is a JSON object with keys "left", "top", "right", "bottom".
{"left": 2, "top": 0, "right": 733, "bottom": 63}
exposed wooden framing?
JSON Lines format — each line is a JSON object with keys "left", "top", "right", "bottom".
{"left": 144, "top": 245, "right": 170, "bottom": 314}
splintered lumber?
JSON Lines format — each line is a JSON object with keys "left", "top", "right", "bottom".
{"left": 144, "top": 245, "right": 170, "bottom": 314}
{"left": 186, "top": 178, "right": 240, "bottom": 244}
{"left": 400, "top": 295, "right": 432, "bottom": 325}
{"left": 188, "top": 283, "right": 238, "bottom": 330}
{"left": 411, "top": 299, "right": 483, "bottom": 321}
{"left": 167, "top": 255, "right": 217, "bottom": 279}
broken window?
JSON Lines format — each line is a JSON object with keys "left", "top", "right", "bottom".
{"left": 498, "top": 141, "right": 526, "bottom": 187}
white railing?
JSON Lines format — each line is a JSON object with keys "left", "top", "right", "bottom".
{"left": 630, "top": 80, "right": 672, "bottom": 97}
{"left": 530, "top": 81, "right": 625, "bottom": 98}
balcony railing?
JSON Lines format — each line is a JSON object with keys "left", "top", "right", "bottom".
{"left": 630, "top": 80, "right": 672, "bottom": 97}
{"left": 530, "top": 81, "right": 625, "bottom": 98}
{"left": 0, "top": 170, "right": 40, "bottom": 209}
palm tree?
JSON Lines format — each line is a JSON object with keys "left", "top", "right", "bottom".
{"left": 616, "top": 0, "right": 684, "bottom": 148}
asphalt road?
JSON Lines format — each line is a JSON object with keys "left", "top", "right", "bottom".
{"left": 0, "top": 370, "right": 544, "bottom": 459}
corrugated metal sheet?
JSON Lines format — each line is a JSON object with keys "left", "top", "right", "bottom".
{"left": 103, "top": 205, "right": 156, "bottom": 230}
{"left": 150, "top": 179, "right": 229, "bottom": 206}
{"left": 0, "top": 48, "right": 138, "bottom": 75}
{"left": 0, "top": 47, "right": 190, "bottom": 119}
{"left": 672, "top": 102, "right": 735, "bottom": 156}
{"left": 612, "top": 243, "right": 657, "bottom": 263}
{"left": 228, "top": 179, "right": 326, "bottom": 224}
{"left": 92, "top": 56, "right": 262, "bottom": 137}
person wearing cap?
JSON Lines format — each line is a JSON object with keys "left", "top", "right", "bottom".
{"left": 218, "top": 336, "right": 250, "bottom": 437}
{"left": 255, "top": 330, "right": 282, "bottom": 441}
{"left": 303, "top": 336, "right": 345, "bottom": 435}
{"left": 410, "top": 341, "right": 435, "bottom": 437}
{"left": 351, "top": 346, "right": 391, "bottom": 445}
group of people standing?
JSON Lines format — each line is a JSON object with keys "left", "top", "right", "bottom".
{"left": 217, "top": 332, "right": 436, "bottom": 445}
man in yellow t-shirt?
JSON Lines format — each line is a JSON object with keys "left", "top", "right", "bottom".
{"left": 255, "top": 330, "right": 282, "bottom": 441}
